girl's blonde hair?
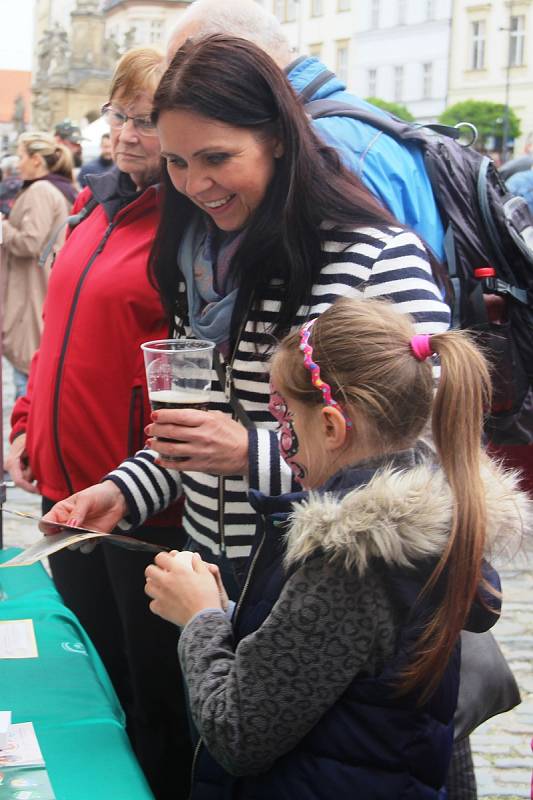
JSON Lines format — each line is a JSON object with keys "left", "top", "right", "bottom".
{"left": 18, "top": 131, "right": 74, "bottom": 181}
{"left": 109, "top": 46, "right": 166, "bottom": 102}
{"left": 274, "top": 296, "right": 493, "bottom": 700}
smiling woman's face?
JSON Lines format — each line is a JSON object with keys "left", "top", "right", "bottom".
{"left": 109, "top": 91, "right": 161, "bottom": 189}
{"left": 157, "top": 108, "right": 282, "bottom": 232}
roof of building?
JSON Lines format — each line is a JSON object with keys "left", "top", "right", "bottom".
{"left": 0, "top": 71, "right": 32, "bottom": 124}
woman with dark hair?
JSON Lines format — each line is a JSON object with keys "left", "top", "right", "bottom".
{"left": 44, "top": 36, "right": 450, "bottom": 592}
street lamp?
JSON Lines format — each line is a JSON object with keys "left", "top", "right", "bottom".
{"left": 499, "top": 2, "right": 515, "bottom": 163}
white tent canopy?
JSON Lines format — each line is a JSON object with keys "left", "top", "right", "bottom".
{"left": 80, "top": 116, "right": 110, "bottom": 163}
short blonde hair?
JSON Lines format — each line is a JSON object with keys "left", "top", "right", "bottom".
{"left": 109, "top": 47, "right": 166, "bottom": 102}
{"left": 18, "top": 131, "right": 74, "bottom": 180}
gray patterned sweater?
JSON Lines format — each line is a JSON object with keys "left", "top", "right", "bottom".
{"left": 179, "top": 458, "right": 529, "bottom": 777}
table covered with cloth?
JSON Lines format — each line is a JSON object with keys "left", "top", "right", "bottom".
{"left": 0, "top": 547, "right": 154, "bottom": 799}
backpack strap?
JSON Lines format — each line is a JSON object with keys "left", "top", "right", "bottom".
{"left": 478, "top": 158, "right": 530, "bottom": 306}
{"left": 38, "top": 195, "right": 99, "bottom": 268}
{"left": 299, "top": 70, "right": 336, "bottom": 103}
{"left": 306, "top": 98, "right": 462, "bottom": 143}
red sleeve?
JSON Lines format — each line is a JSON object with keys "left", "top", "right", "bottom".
{"left": 10, "top": 349, "right": 39, "bottom": 442}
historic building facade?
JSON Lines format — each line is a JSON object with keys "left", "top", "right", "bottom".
{"left": 32, "top": 0, "right": 191, "bottom": 132}
{"left": 447, "top": 0, "right": 533, "bottom": 155}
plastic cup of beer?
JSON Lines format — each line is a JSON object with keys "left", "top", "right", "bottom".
{"left": 141, "top": 338, "right": 215, "bottom": 459}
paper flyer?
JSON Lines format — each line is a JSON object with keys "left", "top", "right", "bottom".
{"left": 1, "top": 508, "right": 170, "bottom": 567}
{"left": 0, "top": 621, "right": 38, "bottom": 659}
{"left": 0, "top": 724, "right": 44, "bottom": 769}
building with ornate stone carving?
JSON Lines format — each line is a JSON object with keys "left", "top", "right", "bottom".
{"left": 32, "top": 0, "right": 191, "bottom": 132}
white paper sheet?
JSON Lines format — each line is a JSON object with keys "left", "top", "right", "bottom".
{"left": 0, "top": 722, "right": 44, "bottom": 767}
{"left": 0, "top": 619, "right": 38, "bottom": 658}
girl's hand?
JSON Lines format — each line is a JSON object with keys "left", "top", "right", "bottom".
{"left": 145, "top": 409, "right": 249, "bottom": 476}
{"left": 145, "top": 551, "right": 223, "bottom": 626}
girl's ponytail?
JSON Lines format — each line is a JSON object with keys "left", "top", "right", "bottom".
{"left": 400, "top": 329, "right": 493, "bottom": 700}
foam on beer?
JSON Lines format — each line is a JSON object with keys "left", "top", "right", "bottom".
{"left": 149, "top": 389, "right": 208, "bottom": 406}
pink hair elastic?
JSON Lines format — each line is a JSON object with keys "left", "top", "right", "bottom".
{"left": 299, "top": 319, "right": 353, "bottom": 429}
{"left": 410, "top": 334, "right": 434, "bottom": 361}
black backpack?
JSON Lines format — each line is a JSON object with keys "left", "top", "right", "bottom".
{"left": 307, "top": 99, "right": 533, "bottom": 446}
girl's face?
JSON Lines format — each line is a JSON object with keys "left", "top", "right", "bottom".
{"left": 158, "top": 109, "right": 282, "bottom": 232}
{"left": 268, "top": 380, "right": 331, "bottom": 490}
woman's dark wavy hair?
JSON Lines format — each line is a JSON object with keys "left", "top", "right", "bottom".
{"left": 150, "top": 34, "right": 434, "bottom": 344}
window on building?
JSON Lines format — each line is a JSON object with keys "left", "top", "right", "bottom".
{"left": 368, "top": 67, "right": 377, "bottom": 96}
{"left": 338, "top": 0, "right": 351, "bottom": 11}
{"left": 371, "top": 0, "right": 380, "bottom": 28}
{"left": 509, "top": 15, "right": 525, "bottom": 67}
{"left": 426, "top": 0, "right": 435, "bottom": 20}
{"left": 131, "top": 17, "right": 147, "bottom": 44}
{"left": 471, "top": 20, "right": 486, "bottom": 70}
{"left": 274, "top": 0, "right": 297, "bottom": 21}
{"left": 311, "top": 0, "right": 323, "bottom": 16}
{"left": 309, "top": 42, "right": 323, "bottom": 59}
{"left": 422, "top": 62, "right": 432, "bottom": 98}
{"left": 397, "top": 0, "right": 407, "bottom": 25}
{"left": 336, "top": 39, "right": 350, "bottom": 85}
{"left": 394, "top": 65, "right": 404, "bottom": 101}
{"left": 149, "top": 18, "right": 164, "bottom": 43}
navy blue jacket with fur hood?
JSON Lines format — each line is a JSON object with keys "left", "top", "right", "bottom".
{"left": 178, "top": 449, "right": 526, "bottom": 800}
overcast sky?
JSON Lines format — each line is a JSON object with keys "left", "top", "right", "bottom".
{"left": 0, "top": 0, "right": 35, "bottom": 71}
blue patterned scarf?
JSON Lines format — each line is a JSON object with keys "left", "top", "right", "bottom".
{"left": 178, "top": 215, "right": 245, "bottom": 357}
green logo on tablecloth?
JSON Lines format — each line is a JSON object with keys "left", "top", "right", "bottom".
{"left": 61, "top": 641, "right": 88, "bottom": 656}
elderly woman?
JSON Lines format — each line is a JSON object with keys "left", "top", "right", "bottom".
{"left": 7, "top": 48, "right": 189, "bottom": 800}
{"left": 2, "top": 132, "right": 75, "bottom": 397}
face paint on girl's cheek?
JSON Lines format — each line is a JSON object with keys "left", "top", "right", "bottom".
{"left": 268, "top": 386, "right": 307, "bottom": 483}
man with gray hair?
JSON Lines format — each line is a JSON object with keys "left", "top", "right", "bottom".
{"left": 167, "top": 0, "right": 445, "bottom": 260}
{"left": 0, "top": 156, "right": 22, "bottom": 218}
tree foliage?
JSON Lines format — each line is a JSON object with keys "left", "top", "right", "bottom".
{"left": 438, "top": 100, "right": 521, "bottom": 144}
{"left": 364, "top": 97, "right": 415, "bottom": 122}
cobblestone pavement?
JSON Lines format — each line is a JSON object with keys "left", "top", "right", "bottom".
{"left": 1, "top": 359, "right": 531, "bottom": 798}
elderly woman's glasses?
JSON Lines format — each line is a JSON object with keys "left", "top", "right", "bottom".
{"left": 101, "top": 103, "right": 158, "bottom": 137}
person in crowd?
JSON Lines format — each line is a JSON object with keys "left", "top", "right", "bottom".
{"left": 506, "top": 167, "right": 533, "bottom": 214}
{"left": 1, "top": 132, "right": 75, "bottom": 399}
{"left": 6, "top": 48, "right": 190, "bottom": 800}
{"left": 166, "top": 0, "right": 445, "bottom": 260}
{"left": 42, "top": 34, "right": 448, "bottom": 632}
{"left": 144, "top": 295, "right": 529, "bottom": 800}
{"left": 54, "top": 119, "right": 84, "bottom": 168}
{"left": 0, "top": 155, "right": 22, "bottom": 217}
{"left": 78, "top": 132, "right": 114, "bottom": 188}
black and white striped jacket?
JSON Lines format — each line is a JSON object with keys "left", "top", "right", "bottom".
{"left": 106, "top": 226, "right": 450, "bottom": 559}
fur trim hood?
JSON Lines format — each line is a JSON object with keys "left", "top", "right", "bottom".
{"left": 285, "top": 458, "right": 531, "bottom": 574}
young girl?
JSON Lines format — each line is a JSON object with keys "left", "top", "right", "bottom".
{"left": 144, "top": 297, "right": 529, "bottom": 800}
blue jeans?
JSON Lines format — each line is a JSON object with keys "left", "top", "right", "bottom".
{"left": 13, "top": 367, "right": 28, "bottom": 399}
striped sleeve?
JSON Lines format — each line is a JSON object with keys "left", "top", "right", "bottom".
{"left": 361, "top": 228, "right": 450, "bottom": 333}
{"left": 105, "top": 449, "right": 183, "bottom": 530}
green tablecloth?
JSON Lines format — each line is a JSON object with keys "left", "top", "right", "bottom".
{"left": 0, "top": 548, "right": 154, "bottom": 799}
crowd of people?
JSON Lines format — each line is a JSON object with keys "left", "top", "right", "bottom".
{"left": 2, "top": 1, "right": 531, "bottom": 799}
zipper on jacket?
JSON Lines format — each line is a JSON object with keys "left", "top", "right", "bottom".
{"left": 52, "top": 217, "right": 123, "bottom": 493}
{"left": 216, "top": 304, "right": 253, "bottom": 556}
{"left": 233, "top": 517, "right": 267, "bottom": 626}
{"left": 188, "top": 738, "right": 202, "bottom": 800}
{"left": 127, "top": 386, "right": 144, "bottom": 456}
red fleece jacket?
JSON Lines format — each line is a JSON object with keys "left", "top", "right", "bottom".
{"left": 11, "top": 176, "right": 182, "bottom": 526}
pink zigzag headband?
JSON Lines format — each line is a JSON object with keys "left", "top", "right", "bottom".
{"left": 299, "top": 319, "right": 353, "bottom": 429}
